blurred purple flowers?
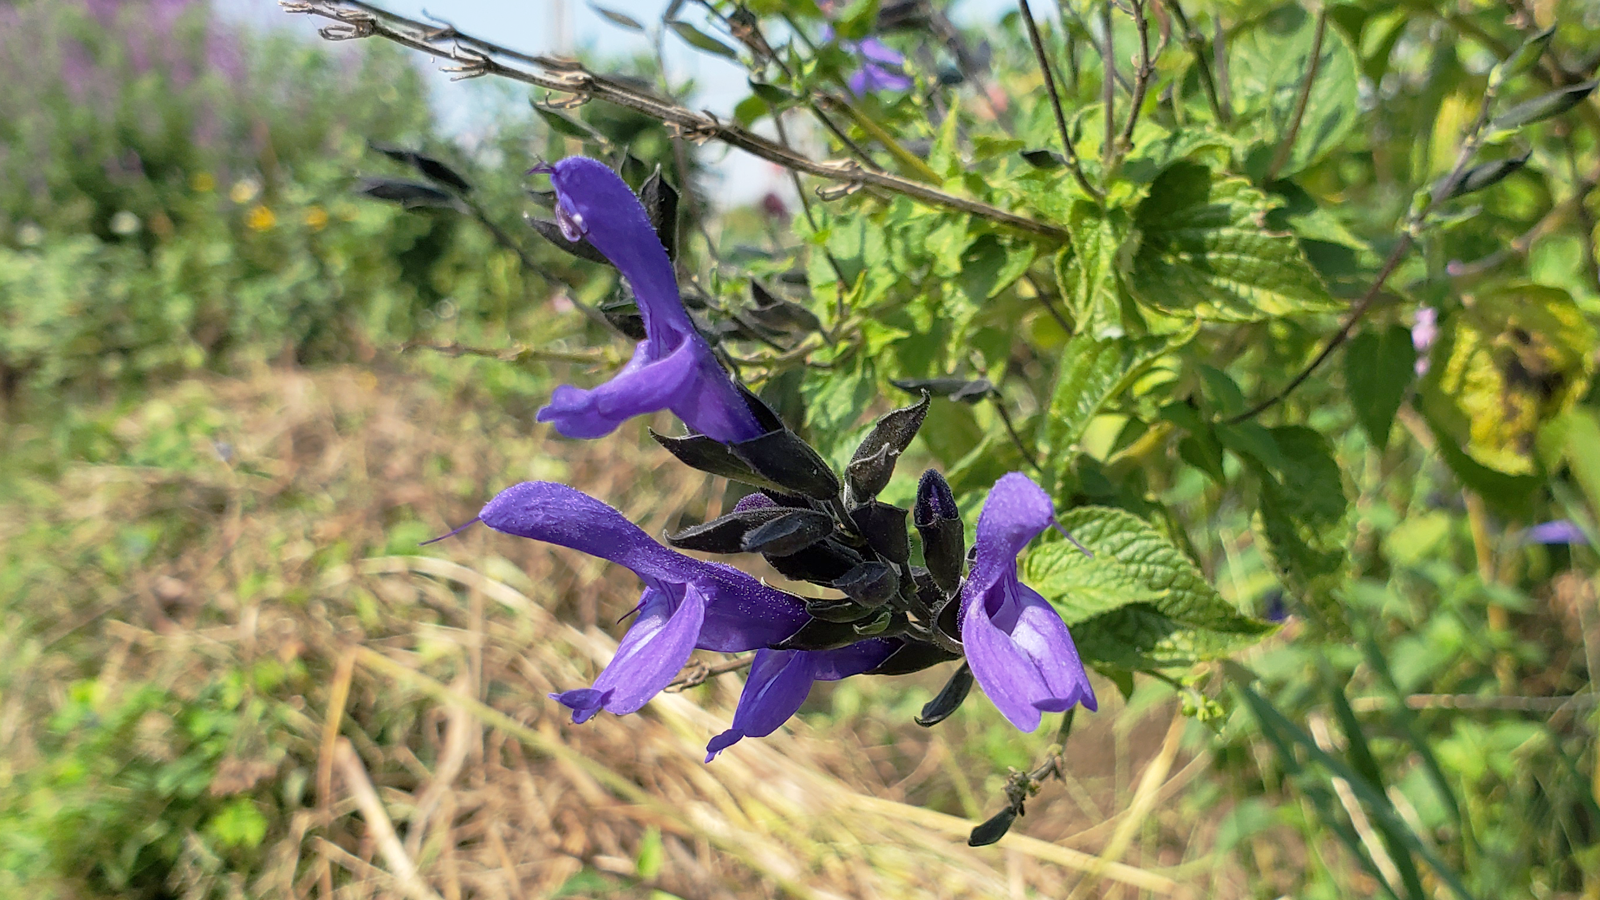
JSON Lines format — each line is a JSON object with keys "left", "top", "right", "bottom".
{"left": 1412, "top": 307, "right": 1438, "bottom": 376}
{"left": 1523, "top": 520, "right": 1589, "bottom": 545}
{"left": 535, "top": 157, "right": 765, "bottom": 443}
{"left": 847, "top": 38, "right": 914, "bottom": 95}
{"left": 474, "top": 481, "right": 809, "bottom": 723}
{"left": 961, "top": 473, "right": 1097, "bottom": 731}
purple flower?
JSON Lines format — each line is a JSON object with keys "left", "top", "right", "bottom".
{"left": 848, "top": 38, "right": 914, "bottom": 95}
{"left": 1412, "top": 307, "right": 1438, "bottom": 376}
{"left": 705, "top": 641, "right": 896, "bottom": 761}
{"left": 474, "top": 481, "right": 809, "bottom": 722}
{"left": 1523, "top": 520, "right": 1589, "bottom": 545}
{"left": 536, "top": 157, "right": 765, "bottom": 443}
{"left": 961, "top": 473, "right": 1097, "bottom": 731}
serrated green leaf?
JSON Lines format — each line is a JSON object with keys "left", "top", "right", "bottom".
{"left": 1249, "top": 426, "right": 1349, "bottom": 628}
{"left": 1128, "top": 162, "right": 1338, "bottom": 321}
{"left": 1041, "top": 325, "right": 1197, "bottom": 485}
{"left": 1228, "top": 6, "right": 1361, "bottom": 177}
{"left": 1344, "top": 324, "right": 1416, "bottom": 449}
{"left": 668, "top": 20, "right": 739, "bottom": 59}
{"left": 1054, "top": 201, "right": 1129, "bottom": 338}
{"left": 1034, "top": 507, "right": 1273, "bottom": 669}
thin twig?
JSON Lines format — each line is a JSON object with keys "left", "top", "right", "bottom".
{"left": 334, "top": 738, "right": 447, "bottom": 900}
{"left": 820, "top": 92, "right": 943, "bottom": 183}
{"left": 993, "top": 399, "right": 1042, "bottom": 474}
{"left": 1101, "top": 1, "right": 1117, "bottom": 169}
{"left": 1118, "top": 0, "right": 1155, "bottom": 153}
{"left": 1018, "top": 0, "right": 1103, "bottom": 200}
{"left": 1264, "top": 8, "right": 1328, "bottom": 182}
{"left": 397, "top": 341, "right": 607, "bottom": 365}
{"left": 283, "top": 1, "right": 1069, "bottom": 239}
{"left": 1168, "top": 0, "right": 1227, "bottom": 123}
{"left": 1026, "top": 273, "right": 1074, "bottom": 333}
{"left": 1229, "top": 84, "right": 1502, "bottom": 423}
{"left": 666, "top": 654, "right": 755, "bottom": 692}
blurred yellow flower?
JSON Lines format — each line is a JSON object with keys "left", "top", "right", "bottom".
{"left": 247, "top": 205, "right": 277, "bottom": 231}
{"left": 230, "top": 178, "right": 262, "bottom": 204}
{"left": 191, "top": 172, "right": 215, "bottom": 193}
{"left": 304, "top": 206, "right": 329, "bottom": 231}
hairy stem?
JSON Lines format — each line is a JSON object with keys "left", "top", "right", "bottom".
{"left": 1018, "top": 0, "right": 1103, "bottom": 200}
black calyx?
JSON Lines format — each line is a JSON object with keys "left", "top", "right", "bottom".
{"left": 640, "top": 166, "right": 680, "bottom": 262}
{"left": 741, "top": 509, "right": 835, "bottom": 555}
{"left": 527, "top": 215, "right": 612, "bottom": 265}
{"left": 649, "top": 429, "right": 790, "bottom": 495}
{"left": 368, "top": 141, "right": 473, "bottom": 194}
{"left": 849, "top": 501, "right": 911, "bottom": 565}
{"left": 356, "top": 178, "right": 456, "bottom": 209}
{"left": 775, "top": 616, "right": 873, "bottom": 651}
{"left": 730, "top": 428, "right": 842, "bottom": 502}
{"left": 892, "top": 376, "right": 996, "bottom": 404}
{"left": 764, "top": 539, "right": 863, "bottom": 584}
{"left": 846, "top": 391, "right": 930, "bottom": 505}
{"left": 915, "top": 662, "right": 974, "bottom": 724}
{"left": 914, "top": 469, "right": 965, "bottom": 594}
{"left": 967, "top": 807, "right": 1018, "bottom": 848}
{"left": 869, "top": 642, "right": 961, "bottom": 677}
{"left": 832, "top": 561, "right": 899, "bottom": 607}
{"left": 745, "top": 281, "right": 823, "bottom": 338}
{"left": 665, "top": 506, "right": 788, "bottom": 554}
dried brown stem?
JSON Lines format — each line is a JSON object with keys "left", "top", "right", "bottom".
{"left": 1118, "top": 0, "right": 1155, "bottom": 153}
{"left": 1168, "top": 0, "right": 1227, "bottom": 124}
{"left": 1018, "top": 0, "right": 1102, "bottom": 200}
{"left": 280, "top": 0, "right": 1069, "bottom": 241}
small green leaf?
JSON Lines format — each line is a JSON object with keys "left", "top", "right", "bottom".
{"left": 1053, "top": 201, "right": 1130, "bottom": 338}
{"left": 1344, "top": 324, "right": 1416, "bottom": 449}
{"left": 1042, "top": 326, "right": 1197, "bottom": 484}
{"left": 669, "top": 20, "right": 740, "bottom": 59}
{"left": 205, "top": 798, "right": 268, "bottom": 849}
{"left": 1036, "top": 507, "right": 1274, "bottom": 669}
{"left": 1128, "top": 162, "right": 1338, "bottom": 322}
{"left": 533, "top": 104, "right": 604, "bottom": 142}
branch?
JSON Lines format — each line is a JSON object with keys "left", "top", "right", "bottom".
{"left": 666, "top": 654, "right": 754, "bottom": 691}
{"left": 1230, "top": 84, "right": 1502, "bottom": 423}
{"left": 1264, "top": 7, "right": 1328, "bottom": 182}
{"left": 1168, "top": 0, "right": 1227, "bottom": 124}
{"left": 1018, "top": 0, "right": 1103, "bottom": 200}
{"left": 1118, "top": 0, "right": 1156, "bottom": 154}
{"left": 1102, "top": 1, "right": 1117, "bottom": 168}
{"left": 280, "top": 0, "right": 1070, "bottom": 241}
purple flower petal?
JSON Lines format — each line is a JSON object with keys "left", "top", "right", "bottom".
{"left": 1524, "top": 520, "right": 1589, "bottom": 545}
{"left": 540, "top": 158, "right": 764, "bottom": 443}
{"left": 480, "top": 481, "right": 810, "bottom": 721}
{"left": 960, "top": 473, "right": 1098, "bottom": 731}
{"left": 706, "top": 641, "right": 896, "bottom": 760}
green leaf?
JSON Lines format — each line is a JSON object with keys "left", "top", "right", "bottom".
{"left": 1053, "top": 201, "right": 1131, "bottom": 338}
{"left": 1418, "top": 284, "right": 1595, "bottom": 478}
{"left": 1041, "top": 325, "right": 1197, "bottom": 485}
{"left": 635, "top": 826, "right": 664, "bottom": 879}
{"left": 668, "top": 20, "right": 739, "bottom": 59}
{"left": 1344, "top": 324, "right": 1416, "bottom": 449}
{"left": 205, "top": 798, "right": 267, "bottom": 850}
{"left": 802, "top": 354, "right": 877, "bottom": 469}
{"left": 1128, "top": 162, "right": 1338, "bottom": 322}
{"left": 1228, "top": 5, "right": 1361, "bottom": 178}
{"left": 1250, "top": 426, "right": 1349, "bottom": 628}
{"left": 1033, "top": 507, "right": 1274, "bottom": 669}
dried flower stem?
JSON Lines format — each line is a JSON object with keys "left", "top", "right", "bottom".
{"left": 1018, "top": 0, "right": 1103, "bottom": 200}
{"left": 280, "top": 0, "right": 1069, "bottom": 241}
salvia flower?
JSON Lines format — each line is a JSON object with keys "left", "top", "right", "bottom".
{"left": 473, "top": 481, "right": 808, "bottom": 722}
{"left": 961, "top": 472, "right": 1097, "bottom": 731}
{"left": 848, "top": 38, "right": 914, "bottom": 94}
{"left": 535, "top": 157, "right": 764, "bottom": 443}
{"left": 705, "top": 641, "right": 896, "bottom": 761}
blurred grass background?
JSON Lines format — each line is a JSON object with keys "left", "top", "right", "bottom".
{"left": 1, "top": 1, "right": 1596, "bottom": 898}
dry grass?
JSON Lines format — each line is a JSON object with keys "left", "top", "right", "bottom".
{"left": 1, "top": 363, "right": 1237, "bottom": 899}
